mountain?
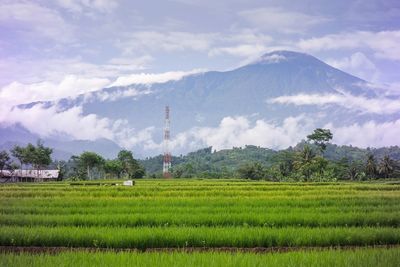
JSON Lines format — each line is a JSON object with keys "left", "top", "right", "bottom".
{"left": 86, "top": 51, "right": 374, "bottom": 132}
{"left": 0, "top": 51, "right": 392, "bottom": 158}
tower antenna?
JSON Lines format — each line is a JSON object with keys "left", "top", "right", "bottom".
{"left": 163, "top": 106, "right": 172, "bottom": 178}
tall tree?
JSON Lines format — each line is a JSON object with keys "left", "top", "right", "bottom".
{"left": 0, "top": 150, "right": 11, "bottom": 177}
{"left": 294, "top": 145, "right": 316, "bottom": 181}
{"left": 378, "top": 155, "right": 394, "bottom": 178}
{"left": 80, "top": 152, "right": 104, "bottom": 180}
{"left": 11, "top": 145, "right": 26, "bottom": 169}
{"left": 104, "top": 159, "right": 123, "bottom": 179}
{"left": 117, "top": 150, "right": 145, "bottom": 178}
{"left": 365, "top": 154, "right": 377, "bottom": 179}
{"left": 307, "top": 128, "right": 333, "bottom": 153}
{"left": 27, "top": 141, "right": 53, "bottom": 172}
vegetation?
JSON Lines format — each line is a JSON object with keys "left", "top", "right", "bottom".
{"left": 1, "top": 142, "right": 145, "bottom": 180}
{"left": 10, "top": 141, "right": 52, "bottom": 171}
{"left": 0, "top": 180, "right": 399, "bottom": 249}
{"left": 1, "top": 247, "right": 399, "bottom": 267}
{"left": 138, "top": 129, "right": 400, "bottom": 180}
{"left": 2, "top": 128, "right": 400, "bottom": 181}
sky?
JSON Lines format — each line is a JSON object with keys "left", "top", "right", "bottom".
{"left": 1, "top": 0, "right": 400, "bottom": 87}
{"left": 1, "top": 0, "right": 400, "bottom": 154}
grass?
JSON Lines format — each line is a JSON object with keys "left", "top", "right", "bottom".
{"left": 0, "top": 179, "right": 399, "bottom": 250}
{"left": 1, "top": 247, "right": 399, "bottom": 267}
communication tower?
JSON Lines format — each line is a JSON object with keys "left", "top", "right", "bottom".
{"left": 163, "top": 106, "right": 172, "bottom": 178}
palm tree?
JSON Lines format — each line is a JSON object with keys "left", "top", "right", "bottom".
{"left": 299, "top": 145, "right": 315, "bottom": 164}
{"left": 294, "top": 145, "right": 316, "bottom": 181}
{"left": 365, "top": 154, "right": 377, "bottom": 179}
{"left": 378, "top": 155, "right": 393, "bottom": 178}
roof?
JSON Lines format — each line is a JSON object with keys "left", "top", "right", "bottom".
{"left": 0, "top": 169, "right": 60, "bottom": 179}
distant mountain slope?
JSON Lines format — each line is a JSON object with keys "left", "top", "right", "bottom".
{"left": 0, "top": 51, "right": 392, "bottom": 157}
{"left": 87, "top": 51, "right": 373, "bottom": 133}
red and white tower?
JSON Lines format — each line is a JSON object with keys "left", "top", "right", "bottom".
{"left": 163, "top": 106, "right": 172, "bottom": 178}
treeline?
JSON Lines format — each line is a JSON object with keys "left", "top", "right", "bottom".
{"left": 0, "top": 142, "right": 145, "bottom": 180}
{"left": 2, "top": 129, "right": 400, "bottom": 181}
{"left": 141, "top": 128, "right": 400, "bottom": 181}
{"left": 63, "top": 150, "right": 145, "bottom": 180}
{"left": 0, "top": 141, "right": 52, "bottom": 174}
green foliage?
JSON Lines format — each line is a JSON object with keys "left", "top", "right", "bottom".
{"left": 237, "top": 162, "right": 265, "bottom": 180}
{"left": 379, "top": 155, "right": 394, "bottom": 178}
{"left": 79, "top": 151, "right": 105, "bottom": 180}
{"left": 0, "top": 150, "right": 11, "bottom": 172}
{"left": 365, "top": 154, "right": 377, "bottom": 179}
{"left": 104, "top": 160, "right": 123, "bottom": 178}
{"left": 63, "top": 150, "right": 145, "bottom": 180}
{"left": 117, "top": 150, "right": 145, "bottom": 178}
{"left": 9, "top": 141, "right": 53, "bottom": 170}
{"left": 307, "top": 128, "right": 333, "bottom": 152}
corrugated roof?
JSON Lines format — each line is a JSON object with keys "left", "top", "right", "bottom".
{"left": 0, "top": 169, "right": 59, "bottom": 179}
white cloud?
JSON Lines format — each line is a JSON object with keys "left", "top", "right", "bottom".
{"left": 0, "top": 75, "right": 111, "bottom": 106}
{"left": 90, "top": 87, "right": 152, "bottom": 102}
{"left": 209, "top": 44, "right": 269, "bottom": 58}
{"left": 0, "top": 56, "right": 153, "bottom": 87}
{"left": 297, "top": 31, "right": 400, "bottom": 61}
{"left": 116, "top": 31, "right": 216, "bottom": 54}
{"left": 1, "top": 104, "right": 114, "bottom": 140}
{"left": 328, "top": 120, "right": 400, "bottom": 148}
{"left": 110, "top": 69, "right": 205, "bottom": 87}
{"left": 238, "top": 7, "right": 328, "bottom": 34}
{"left": 268, "top": 91, "right": 400, "bottom": 115}
{"left": 150, "top": 116, "right": 314, "bottom": 152}
{"left": 56, "top": 0, "right": 118, "bottom": 13}
{"left": 0, "top": 103, "right": 156, "bottom": 150}
{"left": 145, "top": 115, "right": 400, "bottom": 153}
{"left": 256, "top": 54, "right": 287, "bottom": 64}
{"left": 115, "top": 125, "right": 157, "bottom": 149}
{"left": 0, "top": 2, "right": 74, "bottom": 43}
{"left": 326, "top": 52, "right": 379, "bottom": 81}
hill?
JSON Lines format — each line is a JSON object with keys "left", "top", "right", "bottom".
{"left": 140, "top": 144, "right": 400, "bottom": 177}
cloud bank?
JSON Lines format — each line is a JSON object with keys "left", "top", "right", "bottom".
{"left": 268, "top": 92, "right": 400, "bottom": 115}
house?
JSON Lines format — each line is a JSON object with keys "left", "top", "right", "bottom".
{"left": 0, "top": 169, "right": 60, "bottom": 182}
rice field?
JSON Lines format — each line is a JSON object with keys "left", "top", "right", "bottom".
{"left": 1, "top": 247, "right": 399, "bottom": 267}
{"left": 1, "top": 179, "right": 399, "bottom": 265}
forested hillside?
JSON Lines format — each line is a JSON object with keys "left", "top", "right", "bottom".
{"left": 140, "top": 143, "right": 400, "bottom": 179}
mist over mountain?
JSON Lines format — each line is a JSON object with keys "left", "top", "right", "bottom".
{"left": 1, "top": 51, "right": 397, "bottom": 159}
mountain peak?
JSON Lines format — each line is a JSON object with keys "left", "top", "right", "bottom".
{"left": 256, "top": 50, "right": 312, "bottom": 64}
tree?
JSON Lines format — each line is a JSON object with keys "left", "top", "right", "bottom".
{"left": 346, "top": 161, "right": 364, "bottom": 181}
{"left": 307, "top": 128, "right": 333, "bottom": 153}
{"left": 294, "top": 145, "right": 316, "bottom": 180}
{"left": 237, "top": 162, "right": 265, "bottom": 180}
{"left": 378, "top": 155, "right": 394, "bottom": 178}
{"left": 31, "top": 141, "right": 52, "bottom": 172}
{"left": 104, "top": 159, "right": 123, "bottom": 178}
{"left": 0, "top": 150, "right": 11, "bottom": 177}
{"left": 11, "top": 145, "right": 26, "bottom": 168}
{"left": 117, "top": 150, "right": 145, "bottom": 178}
{"left": 10, "top": 141, "right": 52, "bottom": 172}
{"left": 79, "top": 152, "right": 104, "bottom": 180}
{"left": 274, "top": 151, "right": 295, "bottom": 177}
{"left": 365, "top": 154, "right": 377, "bottom": 179}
